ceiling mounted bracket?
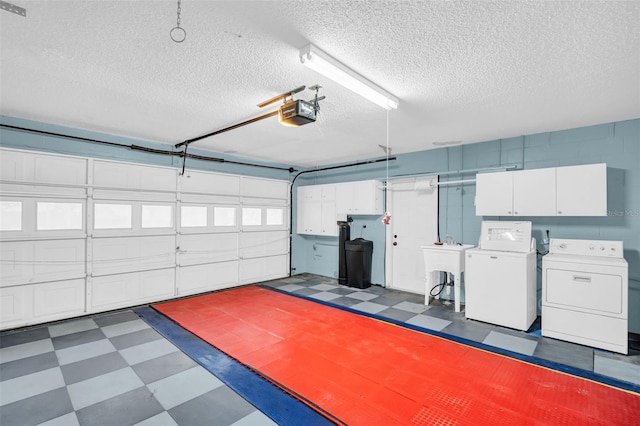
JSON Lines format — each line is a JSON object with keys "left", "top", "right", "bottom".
{"left": 0, "top": 1, "right": 26, "bottom": 17}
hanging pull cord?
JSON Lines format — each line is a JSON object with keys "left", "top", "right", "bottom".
{"left": 382, "top": 108, "right": 392, "bottom": 225}
{"left": 170, "top": 0, "right": 186, "bottom": 43}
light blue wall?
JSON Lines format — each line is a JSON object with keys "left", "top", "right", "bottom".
{"left": 3, "top": 116, "right": 639, "bottom": 332}
{"left": 0, "top": 116, "right": 292, "bottom": 180}
{"left": 291, "top": 119, "right": 640, "bottom": 332}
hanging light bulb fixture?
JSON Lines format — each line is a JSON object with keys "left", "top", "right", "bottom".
{"left": 170, "top": 0, "right": 186, "bottom": 43}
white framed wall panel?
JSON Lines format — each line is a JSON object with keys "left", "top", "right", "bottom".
{"left": 177, "top": 261, "right": 239, "bottom": 296}
{"left": 180, "top": 170, "right": 240, "bottom": 195}
{"left": 0, "top": 279, "right": 85, "bottom": 329}
{"left": 239, "top": 255, "right": 288, "bottom": 284}
{"left": 92, "top": 235, "right": 176, "bottom": 276}
{"left": 178, "top": 233, "right": 239, "bottom": 266}
{"left": 90, "top": 269, "right": 175, "bottom": 312}
{"left": 1, "top": 149, "right": 88, "bottom": 186}
{"left": 0, "top": 239, "right": 86, "bottom": 286}
{"left": 93, "top": 160, "right": 177, "bottom": 192}
{"left": 241, "top": 176, "right": 290, "bottom": 199}
{"left": 240, "top": 231, "right": 288, "bottom": 259}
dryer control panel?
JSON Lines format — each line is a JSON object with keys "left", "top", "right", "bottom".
{"left": 549, "top": 238, "right": 623, "bottom": 258}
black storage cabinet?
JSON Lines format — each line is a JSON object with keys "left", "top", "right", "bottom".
{"left": 345, "top": 238, "right": 373, "bottom": 288}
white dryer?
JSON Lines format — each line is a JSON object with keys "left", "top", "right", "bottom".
{"left": 542, "top": 239, "right": 628, "bottom": 354}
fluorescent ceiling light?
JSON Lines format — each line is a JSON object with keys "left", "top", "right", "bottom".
{"left": 300, "top": 44, "right": 399, "bottom": 110}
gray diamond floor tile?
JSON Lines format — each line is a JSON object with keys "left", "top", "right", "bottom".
{"left": 231, "top": 410, "right": 279, "bottom": 426}
{"left": 67, "top": 367, "right": 144, "bottom": 410}
{"left": 309, "top": 283, "right": 338, "bottom": 291}
{"left": 119, "top": 339, "right": 178, "bottom": 365}
{"left": 48, "top": 318, "right": 98, "bottom": 338}
{"left": 101, "top": 318, "right": 151, "bottom": 338}
{"left": 291, "top": 287, "right": 321, "bottom": 296}
{"left": 276, "top": 284, "right": 305, "bottom": 292}
{"left": 61, "top": 351, "right": 129, "bottom": 385}
{"left": 329, "top": 296, "right": 363, "bottom": 308}
{"left": 482, "top": 330, "right": 538, "bottom": 356}
{"left": 440, "top": 320, "right": 493, "bottom": 343}
{"left": 51, "top": 328, "right": 106, "bottom": 350}
{"left": 0, "top": 339, "right": 54, "bottom": 363}
{"left": 0, "top": 367, "right": 65, "bottom": 406}
{"left": 0, "top": 327, "right": 50, "bottom": 349}
{"left": 369, "top": 295, "right": 405, "bottom": 307}
{"left": 0, "top": 351, "right": 59, "bottom": 382}
{"left": 351, "top": 301, "right": 389, "bottom": 314}
{"left": 377, "top": 307, "right": 417, "bottom": 322}
{"left": 0, "top": 386, "right": 73, "bottom": 426}
{"left": 39, "top": 412, "right": 80, "bottom": 426}
{"left": 134, "top": 411, "right": 178, "bottom": 426}
{"left": 594, "top": 354, "right": 640, "bottom": 385}
{"left": 109, "top": 327, "right": 162, "bottom": 350}
{"left": 328, "top": 287, "right": 358, "bottom": 295}
{"left": 533, "top": 338, "right": 594, "bottom": 372}
{"left": 93, "top": 311, "right": 141, "bottom": 327}
{"left": 393, "top": 301, "right": 429, "bottom": 314}
{"left": 308, "top": 291, "right": 343, "bottom": 302}
{"left": 169, "top": 386, "right": 256, "bottom": 426}
{"left": 132, "top": 351, "right": 197, "bottom": 384}
{"left": 147, "top": 365, "right": 224, "bottom": 410}
{"left": 345, "top": 292, "right": 379, "bottom": 301}
{"left": 75, "top": 386, "right": 164, "bottom": 426}
{"left": 406, "top": 314, "right": 452, "bottom": 331}
{"left": 55, "top": 339, "right": 116, "bottom": 366}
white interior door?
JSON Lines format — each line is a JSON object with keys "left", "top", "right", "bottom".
{"left": 385, "top": 177, "right": 438, "bottom": 293}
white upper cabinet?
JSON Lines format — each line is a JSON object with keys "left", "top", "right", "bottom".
{"left": 476, "top": 163, "right": 606, "bottom": 217}
{"left": 297, "top": 180, "right": 383, "bottom": 236}
{"left": 297, "top": 185, "right": 337, "bottom": 236}
{"left": 512, "top": 168, "right": 556, "bottom": 216}
{"left": 475, "top": 172, "right": 514, "bottom": 216}
{"left": 556, "top": 163, "right": 607, "bottom": 216}
{"left": 335, "top": 180, "right": 383, "bottom": 215}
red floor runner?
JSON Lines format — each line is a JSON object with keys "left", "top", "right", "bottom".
{"left": 153, "top": 286, "right": 640, "bottom": 425}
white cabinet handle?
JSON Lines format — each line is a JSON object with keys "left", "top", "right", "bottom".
{"left": 573, "top": 275, "right": 591, "bottom": 283}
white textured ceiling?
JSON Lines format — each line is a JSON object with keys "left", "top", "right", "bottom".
{"left": 1, "top": 1, "right": 638, "bottom": 167}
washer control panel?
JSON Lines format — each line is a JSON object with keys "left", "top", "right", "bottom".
{"left": 549, "top": 238, "right": 623, "bottom": 258}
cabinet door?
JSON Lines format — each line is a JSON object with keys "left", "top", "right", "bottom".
{"left": 336, "top": 180, "right": 383, "bottom": 215}
{"left": 512, "top": 168, "right": 556, "bottom": 216}
{"left": 556, "top": 163, "right": 607, "bottom": 216}
{"left": 320, "top": 201, "right": 338, "bottom": 236}
{"left": 335, "top": 182, "right": 352, "bottom": 213}
{"left": 475, "top": 172, "right": 513, "bottom": 216}
{"left": 319, "top": 185, "right": 338, "bottom": 235}
{"left": 297, "top": 186, "right": 321, "bottom": 234}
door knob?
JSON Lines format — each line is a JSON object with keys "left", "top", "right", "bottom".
{"left": 393, "top": 242, "right": 398, "bottom": 246}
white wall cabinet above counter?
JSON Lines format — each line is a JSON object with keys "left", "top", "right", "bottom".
{"left": 476, "top": 163, "right": 607, "bottom": 217}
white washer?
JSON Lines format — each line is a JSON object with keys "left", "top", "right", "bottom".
{"left": 542, "top": 238, "right": 628, "bottom": 354}
{"left": 465, "top": 221, "right": 537, "bottom": 331}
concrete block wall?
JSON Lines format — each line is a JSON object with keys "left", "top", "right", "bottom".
{"left": 292, "top": 118, "right": 640, "bottom": 332}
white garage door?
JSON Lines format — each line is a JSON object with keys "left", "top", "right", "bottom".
{"left": 0, "top": 148, "right": 290, "bottom": 330}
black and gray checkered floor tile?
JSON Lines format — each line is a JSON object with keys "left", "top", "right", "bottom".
{"left": 0, "top": 311, "right": 276, "bottom": 426}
